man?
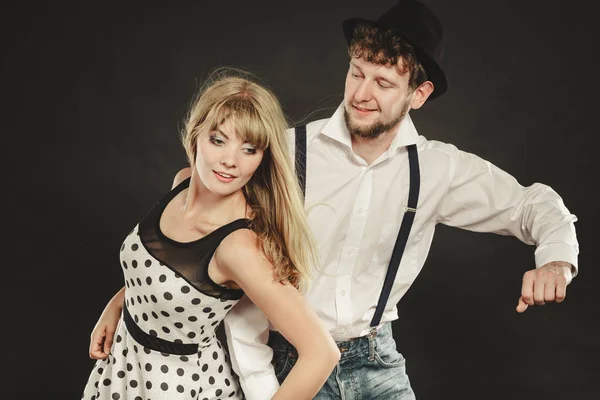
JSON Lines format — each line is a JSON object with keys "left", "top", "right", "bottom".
{"left": 222, "top": 0, "right": 578, "bottom": 399}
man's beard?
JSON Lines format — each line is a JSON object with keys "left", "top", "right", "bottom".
{"left": 344, "top": 101, "right": 410, "bottom": 139}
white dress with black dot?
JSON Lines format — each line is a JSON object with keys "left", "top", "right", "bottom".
{"left": 82, "top": 178, "right": 248, "bottom": 400}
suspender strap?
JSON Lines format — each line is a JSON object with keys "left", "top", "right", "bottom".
{"left": 370, "top": 144, "right": 420, "bottom": 328}
{"left": 294, "top": 125, "right": 307, "bottom": 198}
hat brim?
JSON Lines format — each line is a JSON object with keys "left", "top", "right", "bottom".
{"left": 342, "top": 18, "right": 447, "bottom": 100}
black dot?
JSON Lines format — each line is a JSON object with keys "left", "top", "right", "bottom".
{"left": 161, "top": 310, "right": 170, "bottom": 317}
{"left": 188, "top": 331, "right": 196, "bottom": 339}
{"left": 174, "top": 272, "right": 182, "bottom": 278}
{"left": 126, "top": 363, "right": 133, "bottom": 371}
{"left": 149, "top": 330, "right": 157, "bottom": 337}
{"left": 161, "top": 382, "right": 169, "bottom": 391}
{"left": 181, "top": 286, "right": 190, "bottom": 293}
{"left": 122, "top": 261, "right": 127, "bottom": 269}
{"left": 134, "top": 314, "right": 138, "bottom": 323}
{"left": 129, "top": 279, "right": 135, "bottom": 287}
{"left": 161, "top": 365, "right": 169, "bottom": 373}
{"left": 142, "top": 313, "right": 148, "bottom": 321}
{"left": 131, "top": 297, "right": 135, "bottom": 306}
{"left": 136, "top": 278, "right": 142, "bottom": 286}
{"left": 209, "top": 376, "right": 215, "bottom": 385}
{"left": 211, "top": 320, "right": 219, "bottom": 326}
{"left": 191, "top": 298, "right": 201, "bottom": 305}
{"left": 146, "top": 277, "right": 152, "bottom": 285}
{"left": 177, "top": 385, "right": 185, "bottom": 393}
{"left": 162, "top": 326, "right": 170, "bottom": 333}
{"left": 97, "top": 367, "right": 103, "bottom": 374}
{"left": 152, "top": 311, "right": 158, "bottom": 319}
{"left": 203, "top": 307, "right": 212, "bottom": 313}
{"left": 224, "top": 304, "right": 233, "bottom": 310}
{"left": 208, "top": 312, "right": 216, "bottom": 319}
{"left": 176, "top": 368, "right": 184, "bottom": 376}
{"left": 213, "top": 351, "right": 218, "bottom": 360}
{"left": 144, "top": 295, "right": 149, "bottom": 303}
{"left": 131, "top": 243, "right": 139, "bottom": 251}
{"left": 129, "top": 380, "right": 138, "bottom": 388}
{"left": 174, "top": 339, "right": 183, "bottom": 344}
{"left": 175, "top": 306, "right": 185, "bottom": 313}
{"left": 188, "top": 316, "right": 198, "bottom": 322}
{"left": 116, "top": 335, "right": 122, "bottom": 343}
{"left": 159, "top": 274, "right": 167, "bottom": 282}
{"left": 216, "top": 389, "right": 222, "bottom": 396}
{"left": 151, "top": 295, "right": 158, "bottom": 303}
{"left": 125, "top": 281, "right": 130, "bottom": 289}
{"left": 111, "top": 393, "right": 120, "bottom": 400}
{"left": 144, "top": 347, "right": 151, "bottom": 354}
{"left": 121, "top": 348, "right": 128, "bottom": 357}
{"left": 137, "top": 295, "right": 142, "bottom": 303}
{"left": 117, "top": 371, "right": 125, "bottom": 378}
{"left": 121, "top": 243, "right": 125, "bottom": 251}
{"left": 229, "top": 391, "right": 236, "bottom": 397}
{"left": 134, "top": 397, "right": 142, "bottom": 400}
{"left": 218, "top": 365, "right": 224, "bottom": 373}
{"left": 180, "top": 356, "right": 189, "bottom": 362}
{"left": 174, "top": 322, "right": 183, "bottom": 328}
{"left": 164, "top": 292, "right": 173, "bottom": 300}
{"left": 133, "top": 345, "right": 138, "bottom": 353}
{"left": 145, "top": 363, "right": 152, "bottom": 372}
{"left": 191, "top": 390, "right": 197, "bottom": 397}
{"left": 145, "top": 260, "right": 152, "bottom": 267}
{"left": 132, "top": 260, "right": 138, "bottom": 268}
{"left": 103, "top": 379, "right": 111, "bottom": 386}
{"left": 192, "top": 373, "right": 200, "bottom": 381}
{"left": 202, "top": 364, "right": 209, "bottom": 372}
{"left": 146, "top": 381, "right": 152, "bottom": 389}
{"left": 225, "top": 378, "right": 230, "bottom": 386}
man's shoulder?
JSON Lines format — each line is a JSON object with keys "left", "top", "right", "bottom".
{"left": 287, "top": 118, "right": 329, "bottom": 136}
{"left": 418, "top": 135, "right": 461, "bottom": 157}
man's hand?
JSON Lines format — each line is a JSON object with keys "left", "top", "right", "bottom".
{"left": 516, "top": 261, "right": 573, "bottom": 313}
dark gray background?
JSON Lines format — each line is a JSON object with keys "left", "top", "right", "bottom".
{"left": 2, "top": 0, "right": 598, "bottom": 399}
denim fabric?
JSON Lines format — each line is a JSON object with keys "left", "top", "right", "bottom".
{"left": 268, "top": 323, "right": 415, "bottom": 399}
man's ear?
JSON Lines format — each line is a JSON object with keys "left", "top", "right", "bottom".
{"left": 410, "top": 81, "right": 434, "bottom": 110}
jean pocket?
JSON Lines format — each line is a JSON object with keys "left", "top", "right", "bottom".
{"left": 374, "top": 345, "right": 406, "bottom": 368}
{"left": 272, "top": 349, "right": 291, "bottom": 380}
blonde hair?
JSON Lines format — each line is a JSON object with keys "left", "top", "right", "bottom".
{"left": 181, "top": 68, "right": 317, "bottom": 289}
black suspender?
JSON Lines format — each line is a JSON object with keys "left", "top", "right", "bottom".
{"left": 292, "top": 125, "right": 420, "bottom": 333}
{"left": 370, "top": 144, "right": 420, "bottom": 329}
{"left": 294, "top": 125, "right": 307, "bottom": 198}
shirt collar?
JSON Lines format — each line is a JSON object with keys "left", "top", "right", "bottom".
{"left": 321, "top": 103, "right": 420, "bottom": 153}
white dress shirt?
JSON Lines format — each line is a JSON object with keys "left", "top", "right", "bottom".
{"left": 224, "top": 104, "right": 579, "bottom": 400}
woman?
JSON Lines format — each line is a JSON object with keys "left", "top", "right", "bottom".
{"left": 82, "top": 69, "right": 339, "bottom": 400}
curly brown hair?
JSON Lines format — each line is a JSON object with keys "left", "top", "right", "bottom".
{"left": 348, "top": 23, "right": 428, "bottom": 92}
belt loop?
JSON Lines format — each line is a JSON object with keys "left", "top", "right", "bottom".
{"left": 368, "top": 326, "right": 377, "bottom": 361}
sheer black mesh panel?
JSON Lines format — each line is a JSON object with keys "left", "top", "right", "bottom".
{"left": 138, "top": 178, "right": 247, "bottom": 301}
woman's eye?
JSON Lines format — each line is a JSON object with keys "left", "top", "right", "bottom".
{"left": 209, "top": 135, "right": 225, "bottom": 145}
{"left": 243, "top": 147, "right": 257, "bottom": 155}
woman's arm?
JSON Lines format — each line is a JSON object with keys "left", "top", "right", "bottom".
{"left": 89, "top": 286, "right": 124, "bottom": 359}
{"left": 216, "top": 230, "right": 340, "bottom": 400}
{"left": 89, "top": 168, "right": 192, "bottom": 359}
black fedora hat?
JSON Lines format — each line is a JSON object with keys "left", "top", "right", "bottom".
{"left": 342, "top": 0, "right": 447, "bottom": 100}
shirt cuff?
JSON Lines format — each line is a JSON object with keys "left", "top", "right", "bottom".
{"left": 534, "top": 242, "right": 579, "bottom": 277}
{"left": 239, "top": 373, "right": 280, "bottom": 400}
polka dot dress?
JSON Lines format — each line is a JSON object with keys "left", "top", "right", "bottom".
{"left": 82, "top": 178, "right": 247, "bottom": 400}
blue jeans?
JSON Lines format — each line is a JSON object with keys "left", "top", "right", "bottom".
{"left": 268, "top": 323, "right": 416, "bottom": 399}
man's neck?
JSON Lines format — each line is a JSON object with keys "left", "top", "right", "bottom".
{"left": 351, "top": 127, "right": 398, "bottom": 165}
